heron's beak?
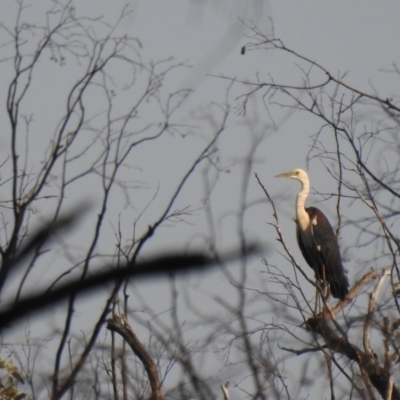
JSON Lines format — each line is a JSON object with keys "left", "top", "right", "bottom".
{"left": 275, "top": 171, "right": 293, "bottom": 178}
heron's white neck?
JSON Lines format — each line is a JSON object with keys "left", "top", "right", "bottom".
{"left": 296, "top": 178, "right": 310, "bottom": 230}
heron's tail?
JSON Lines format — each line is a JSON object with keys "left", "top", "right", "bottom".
{"left": 329, "top": 273, "right": 349, "bottom": 300}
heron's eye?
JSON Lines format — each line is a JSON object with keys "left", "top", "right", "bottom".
{"left": 295, "top": 171, "right": 299, "bottom": 175}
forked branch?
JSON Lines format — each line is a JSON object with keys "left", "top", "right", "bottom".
{"left": 107, "top": 314, "right": 164, "bottom": 400}
{"left": 307, "top": 269, "right": 397, "bottom": 400}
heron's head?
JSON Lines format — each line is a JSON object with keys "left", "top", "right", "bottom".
{"left": 275, "top": 169, "right": 308, "bottom": 184}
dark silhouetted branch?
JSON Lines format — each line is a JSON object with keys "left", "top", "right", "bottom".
{"left": 107, "top": 315, "right": 164, "bottom": 400}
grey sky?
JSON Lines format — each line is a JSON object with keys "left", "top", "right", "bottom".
{"left": 1, "top": 1, "right": 399, "bottom": 398}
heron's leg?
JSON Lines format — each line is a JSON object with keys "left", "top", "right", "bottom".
{"left": 314, "top": 267, "right": 328, "bottom": 314}
{"left": 321, "top": 265, "right": 331, "bottom": 316}
{"left": 313, "top": 275, "right": 321, "bottom": 314}
{"left": 314, "top": 284, "right": 319, "bottom": 313}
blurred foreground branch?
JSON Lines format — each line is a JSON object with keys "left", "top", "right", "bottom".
{"left": 0, "top": 218, "right": 260, "bottom": 328}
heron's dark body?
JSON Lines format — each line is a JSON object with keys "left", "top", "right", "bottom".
{"left": 296, "top": 206, "right": 349, "bottom": 300}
